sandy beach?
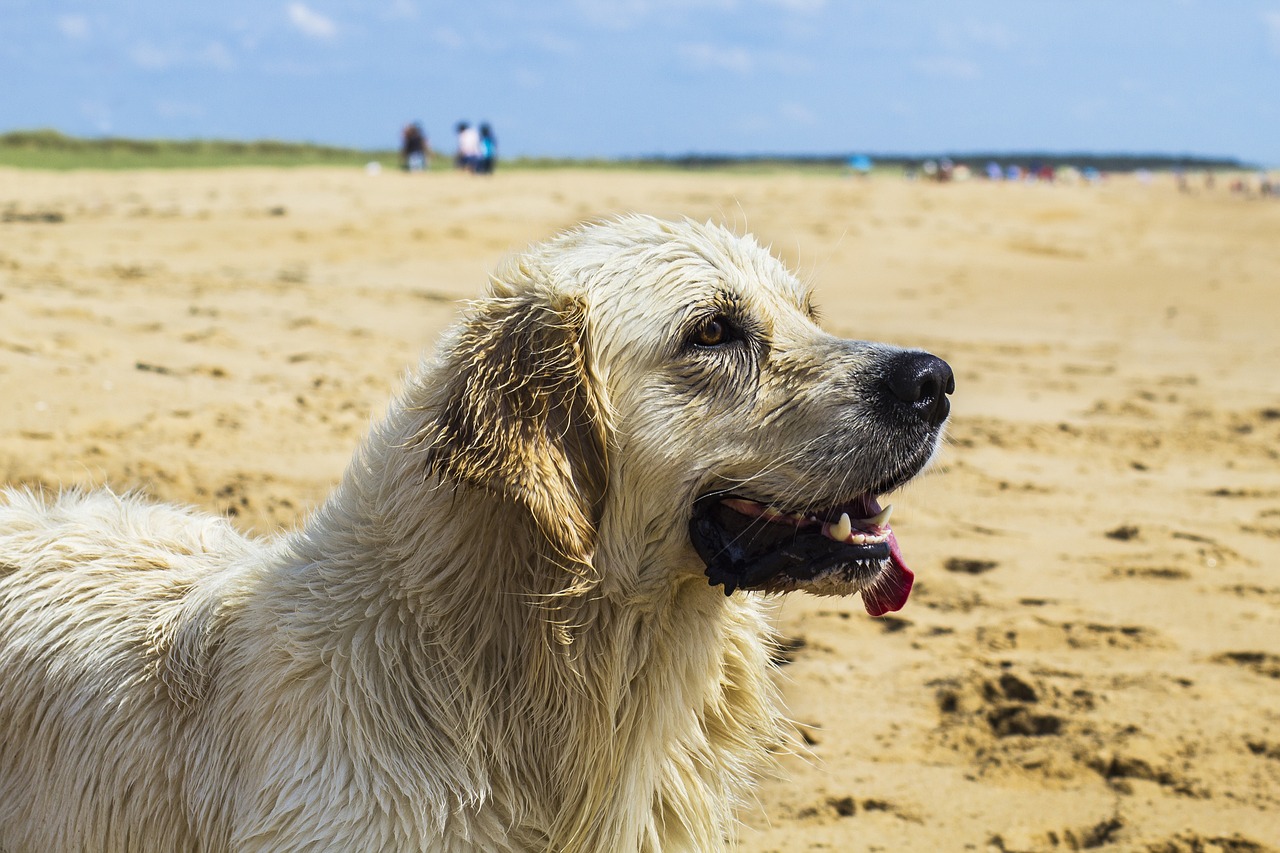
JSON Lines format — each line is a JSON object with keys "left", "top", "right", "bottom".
{"left": 2, "top": 165, "right": 1277, "bottom": 852}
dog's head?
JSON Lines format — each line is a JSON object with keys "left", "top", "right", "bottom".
{"left": 421, "top": 216, "right": 952, "bottom": 615}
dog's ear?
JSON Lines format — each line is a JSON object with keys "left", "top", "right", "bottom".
{"left": 422, "top": 290, "right": 608, "bottom": 563}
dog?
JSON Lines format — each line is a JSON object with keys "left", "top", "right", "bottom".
{"left": 0, "top": 216, "right": 952, "bottom": 852}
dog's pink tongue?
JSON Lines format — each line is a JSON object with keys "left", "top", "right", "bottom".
{"left": 861, "top": 531, "right": 914, "bottom": 617}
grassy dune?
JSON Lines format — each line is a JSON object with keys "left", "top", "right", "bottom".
{"left": 0, "top": 130, "right": 397, "bottom": 170}
{"left": 0, "top": 131, "right": 846, "bottom": 173}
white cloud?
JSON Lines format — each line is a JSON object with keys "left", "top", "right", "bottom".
{"left": 56, "top": 14, "right": 90, "bottom": 40}
{"left": 1265, "top": 11, "right": 1280, "bottom": 56}
{"left": 575, "top": 0, "right": 743, "bottom": 29}
{"left": 575, "top": 0, "right": 653, "bottom": 30}
{"left": 128, "top": 41, "right": 236, "bottom": 72}
{"left": 763, "top": 0, "right": 825, "bottom": 12}
{"left": 201, "top": 41, "right": 236, "bottom": 71}
{"left": 680, "top": 42, "right": 753, "bottom": 74}
{"left": 384, "top": 0, "right": 418, "bottom": 20}
{"left": 130, "top": 42, "right": 171, "bottom": 70}
{"left": 962, "top": 21, "right": 1018, "bottom": 49}
{"left": 679, "top": 43, "right": 815, "bottom": 77}
{"left": 431, "top": 27, "right": 465, "bottom": 50}
{"left": 914, "top": 56, "right": 981, "bottom": 81}
{"left": 287, "top": 3, "right": 337, "bottom": 40}
{"left": 529, "top": 31, "right": 577, "bottom": 56}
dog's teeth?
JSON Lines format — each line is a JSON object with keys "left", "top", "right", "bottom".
{"left": 831, "top": 513, "right": 852, "bottom": 541}
{"left": 867, "top": 504, "right": 893, "bottom": 527}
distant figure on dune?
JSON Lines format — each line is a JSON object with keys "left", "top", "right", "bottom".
{"left": 400, "top": 122, "right": 428, "bottom": 172}
{"left": 455, "top": 121, "right": 481, "bottom": 173}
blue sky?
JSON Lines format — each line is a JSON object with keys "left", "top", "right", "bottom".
{"left": 3, "top": 0, "right": 1279, "bottom": 163}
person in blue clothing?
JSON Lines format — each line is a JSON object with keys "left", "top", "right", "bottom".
{"left": 477, "top": 123, "right": 497, "bottom": 174}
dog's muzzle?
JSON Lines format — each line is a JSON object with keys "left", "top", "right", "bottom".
{"left": 689, "top": 350, "right": 953, "bottom": 615}
{"left": 689, "top": 493, "right": 914, "bottom": 615}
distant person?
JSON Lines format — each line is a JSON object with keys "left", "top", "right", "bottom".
{"left": 477, "top": 123, "right": 497, "bottom": 174}
{"left": 401, "top": 122, "right": 428, "bottom": 172}
{"left": 455, "top": 122, "right": 481, "bottom": 172}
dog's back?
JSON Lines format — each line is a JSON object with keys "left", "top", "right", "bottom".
{"left": 0, "top": 489, "right": 258, "bottom": 851}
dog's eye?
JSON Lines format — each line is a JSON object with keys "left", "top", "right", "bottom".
{"left": 692, "top": 315, "right": 735, "bottom": 348}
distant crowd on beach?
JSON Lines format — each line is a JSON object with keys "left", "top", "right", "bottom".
{"left": 398, "top": 120, "right": 496, "bottom": 174}
{"left": 899, "top": 157, "right": 1106, "bottom": 185}
{"left": 850, "top": 155, "right": 1276, "bottom": 197}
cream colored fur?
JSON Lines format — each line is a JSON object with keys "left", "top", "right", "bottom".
{"left": 0, "top": 216, "right": 916, "bottom": 852}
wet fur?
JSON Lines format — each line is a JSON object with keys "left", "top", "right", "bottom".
{"left": 0, "top": 216, "right": 937, "bottom": 852}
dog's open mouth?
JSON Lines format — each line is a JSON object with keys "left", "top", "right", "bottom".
{"left": 689, "top": 493, "right": 914, "bottom": 615}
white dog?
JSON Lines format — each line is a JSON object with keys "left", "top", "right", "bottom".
{"left": 0, "top": 216, "right": 952, "bottom": 852}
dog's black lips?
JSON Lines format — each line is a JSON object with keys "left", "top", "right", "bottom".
{"left": 689, "top": 494, "right": 889, "bottom": 595}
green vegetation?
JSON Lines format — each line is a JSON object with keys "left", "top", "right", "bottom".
{"left": 0, "top": 129, "right": 398, "bottom": 170}
{"left": 0, "top": 132, "right": 842, "bottom": 173}
{"left": 0, "top": 132, "right": 848, "bottom": 173}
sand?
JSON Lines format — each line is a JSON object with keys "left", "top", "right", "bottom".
{"left": 2, "top": 166, "right": 1278, "bottom": 852}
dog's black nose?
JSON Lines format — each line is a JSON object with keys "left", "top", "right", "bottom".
{"left": 884, "top": 352, "right": 954, "bottom": 426}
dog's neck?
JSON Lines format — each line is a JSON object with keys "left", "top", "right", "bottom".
{"left": 279, "top": 417, "right": 787, "bottom": 850}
